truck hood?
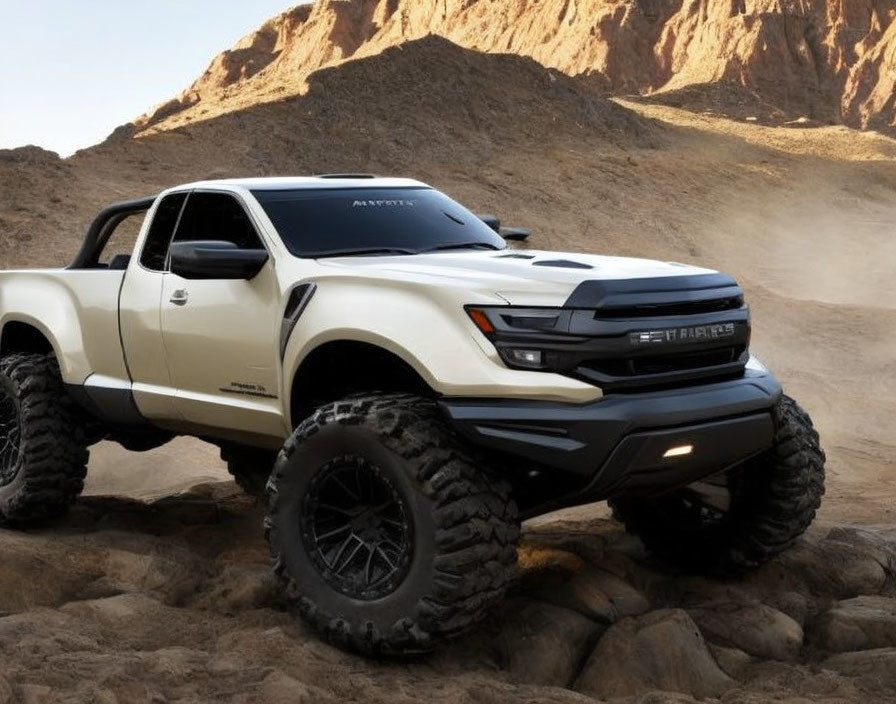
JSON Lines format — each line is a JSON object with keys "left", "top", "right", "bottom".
{"left": 317, "top": 249, "right": 718, "bottom": 306}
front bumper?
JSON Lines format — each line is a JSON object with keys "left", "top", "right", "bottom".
{"left": 440, "top": 370, "right": 781, "bottom": 501}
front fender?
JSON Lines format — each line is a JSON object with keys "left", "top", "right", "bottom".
{"left": 281, "top": 277, "right": 601, "bottom": 421}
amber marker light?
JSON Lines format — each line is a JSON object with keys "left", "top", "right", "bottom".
{"left": 467, "top": 308, "right": 495, "bottom": 335}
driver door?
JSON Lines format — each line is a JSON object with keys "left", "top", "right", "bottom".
{"left": 159, "top": 191, "right": 285, "bottom": 441}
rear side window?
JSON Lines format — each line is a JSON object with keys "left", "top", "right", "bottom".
{"left": 172, "top": 192, "right": 264, "bottom": 250}
{"left": 140, "top": 193, "right": 187, "bottom": 271}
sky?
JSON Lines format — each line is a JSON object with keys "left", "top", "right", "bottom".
{"left": 0, "top": 0, "right": 304, "bottom": 157}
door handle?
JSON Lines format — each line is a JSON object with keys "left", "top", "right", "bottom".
{"left": 170, "top": 289, "right": 189, "bottom": 306}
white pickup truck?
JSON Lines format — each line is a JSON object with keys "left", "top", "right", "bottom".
{"left": 0, "top": 175, "right": 824, "bottom": 654}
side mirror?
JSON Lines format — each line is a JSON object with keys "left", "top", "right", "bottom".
{"left": 477, "top": 214, "right": 501, "bottom": 233}
{"left": 500, "top": 227, "right": 531, "bottom": 243}
{"left": 169, "top": 240, "right": 269, "bottom": 280}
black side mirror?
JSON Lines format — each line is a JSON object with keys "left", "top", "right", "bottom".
{"left": 477, "top": 214, "right": 501, "bottom": 233}
{"left": 169, "top": 240, "right": 269, "bottom": 280}
{"left": 500, "top": 227, "right": 531, "bottom": 243}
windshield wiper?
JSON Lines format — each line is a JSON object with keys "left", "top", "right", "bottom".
{"left": 421, "top": 242, "right": 503, "bottom": 253}
{"left": 310, "top": 247, "right": 417, "bottom": 258}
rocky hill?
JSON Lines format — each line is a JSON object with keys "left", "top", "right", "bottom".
{"left": 134, "top": 0, "right": 896, "bottom": 134}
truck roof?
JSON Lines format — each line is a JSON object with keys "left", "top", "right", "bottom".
{"left": 170, "top": 175, "right": 431, "bottom": 192}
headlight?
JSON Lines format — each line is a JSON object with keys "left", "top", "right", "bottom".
{"left": 466, "top": 306, "right": 579, "bottom": 371}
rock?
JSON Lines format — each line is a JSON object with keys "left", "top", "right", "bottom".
{"left": 525, "top": 568, "right": 650, "bottom": 624}
{"left": 0, "top": 676, "right": 11, "bottom": 704}
{"left": 494, "top": 600, "right": 603, "bottom": 688}
{"left": 765, "top": 536, "right": 889, "bottom": 599}
{"left": 763, "top": 590, "right": 811, "bottom": 627}
{"left": 709, "top": 643, "right": 753, "bottom": 679}
{"left": 825, "top": 526, "right": 896, "bottom": 575}
{"left": 823, "top": 648, "right": 896, "bottom": 681}
{"left": 688, "top": 601, "right": 804, "bottom": 661}
{"left": 576, "top": 609, "right": 732, "bottom": 699}
{"left": 812, "top": 596, "right": 896, "bottom": 652}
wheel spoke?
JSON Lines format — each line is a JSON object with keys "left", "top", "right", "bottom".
{"left": 325, "top": 532, "right": 357, "bottom": 570}
{"left": 363, "top": 544, "right": 375, "bottom": 586}
{"left": 376, "top": 545, "right": 396, "bottom": 571}
{"left": 315, "top": 502, "right": 357, "bottom": 516}
{"left": 333, "top": 540, "right": 365, "bottom": 576}
{"left": 315, "top": 523, "right": 351, "bottom": 542}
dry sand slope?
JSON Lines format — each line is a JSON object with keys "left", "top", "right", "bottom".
{"left": 0, "top": 36, "right": 895, "bottom": 702}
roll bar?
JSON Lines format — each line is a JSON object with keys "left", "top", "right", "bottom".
{"left": 68, "top": 195, "right": 158, "bottom": 269}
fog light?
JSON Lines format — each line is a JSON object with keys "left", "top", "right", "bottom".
{"left": 505, "top": 349, "right": 543, "bottom": 368}
{"left": 663, "top": 444, "right": 694, "bottom": 459}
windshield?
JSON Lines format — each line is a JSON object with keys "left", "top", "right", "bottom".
{"left": 251, "top": 187, "right": 506, "bottom": 257}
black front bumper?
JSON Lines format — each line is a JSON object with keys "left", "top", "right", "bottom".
{"left": 440, "top": 371, "right": 781, "bottom": 503}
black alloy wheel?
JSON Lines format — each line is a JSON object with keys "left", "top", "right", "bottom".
{"left": 301, "top": 455, "right": 413, "bottom": 600}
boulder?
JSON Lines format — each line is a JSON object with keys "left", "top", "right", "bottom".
{"left": 823, "top": 647, "right": 896, "bottom": 681}
{"left": 576, "top": 609, "right": 732, "bottom": 699}
{"left": 688, "top": 601, "right": 804, "bottom": 661}
{"left": 708, "top": 643, "right": 753, "bottom": 679}
{"left": 525, "top": 567, "right": 650, "bottom": 624}
{"left": 494, "top": 600, "right": 603, "bottom": 688}
{"left": 812, "top": 596, "right": 896, "bottom": 652}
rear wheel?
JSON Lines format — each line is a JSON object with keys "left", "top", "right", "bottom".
{"left": 0, "top": 353, "right": 89, "bottom": 524}
{"left": 265, "top": 393, "right": 519, "bottom": 655}
{"left": 610, "top": 394, "right": 825, "bottom": 575}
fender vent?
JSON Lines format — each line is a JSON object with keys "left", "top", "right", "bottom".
{"left": 280, "top": 283, "right": 317, "bottom": 359}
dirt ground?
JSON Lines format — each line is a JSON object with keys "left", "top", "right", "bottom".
{"left": 0, "top": 37, "right": 895, "bottom": 703}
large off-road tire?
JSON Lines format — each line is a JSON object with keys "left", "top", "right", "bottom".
{"left": 221, "top": 446, "right": 277, "bottom": 498}
{"left": 265, "top": 393, "right": 519, "bottom": 655}
{"left": 0, "top": 353, "right": 89, "bottom": 524}
{"left": 610, "top": 394, "right": 825, "bottom": 576}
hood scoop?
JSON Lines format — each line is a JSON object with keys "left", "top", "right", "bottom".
{"left": 496, "top": 253, "right": 536, "bottom": 260}
{"left": 533, "top": 259, "right": 594, "bottom": 270}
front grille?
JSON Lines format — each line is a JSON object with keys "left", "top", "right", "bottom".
{"left": 580, "top": 345, "right": 747, "bottom": 379}
{"left": 596, "top": 295, "right": 743, "bottom": 319}
{"left": 556, "top": 273, "right": 752, "bottom": 392}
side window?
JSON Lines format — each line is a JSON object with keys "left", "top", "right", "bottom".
{"left": 170, "top": 192, "right": 264, "bottom": 251}
{"left": 140, "top": 193, "right": 187, "bottom": 271}
{"left": 99, "top": 212, "right": 147, "bottom": 269}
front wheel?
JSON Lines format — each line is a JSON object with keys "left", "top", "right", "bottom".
{"left": 265, "top": 394, "right": 519, "bottom": 655}
{"left": 610, "top": 394, "right": 825, "bottom": 576}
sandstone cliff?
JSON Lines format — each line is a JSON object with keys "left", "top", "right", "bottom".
{"left": 134, "top": 0, "right": 896, "bottom": 134}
